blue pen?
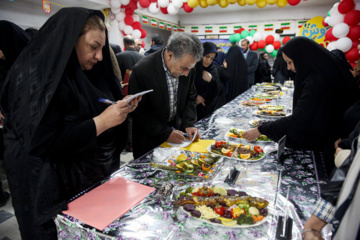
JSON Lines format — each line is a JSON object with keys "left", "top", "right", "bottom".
{"left": 98, "top": 98, "right": 117, "bottom": 105}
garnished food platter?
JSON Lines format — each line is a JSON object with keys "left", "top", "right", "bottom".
{"left": 253, "top": 110, "right": 287, "bottom": 119}
{"left": 225, "top": 128, "right": 272, "bottom": 143}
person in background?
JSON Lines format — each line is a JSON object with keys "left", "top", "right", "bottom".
{"left": 243, "top": 37, "right": 359, "bottom": 173}
{"left": 271, "top": 47, "right": 291, "bottom": 85}
{"left": 0, "top": 20, "right": 30, "bottom": 208}
{"left": 331, "top": 49, "right": 353, "bottom": 72}
{"left": 129, "top": 33, "right": 202, "bottom": 159}
{"left": 213, "top": 46, "right": 226, "bottom": 66}
{"left": 144, "top": 33, "right": 163, "bottom": 56}
{"left": 134, "top": 38, "right": 145, "bottom": 55}
{"left": 240, "top": 38, "right": 258, "bottom": 88}
{"left": 194, "top": 42, "right": 225, "bottom": 120}
{"left": 110, "top": 43, "right": 121, "bottom": 54}
{"left": 350, "top": 43, "right": 360, "bottom": 88}
{"left": 25, "top": 27, "right": 39, "bottom": 39}
{"left": 0, "top": 8, "right": 140, "bottom": 239}
{"left": 255, "top": 52, "right": 271, "bottom": 83}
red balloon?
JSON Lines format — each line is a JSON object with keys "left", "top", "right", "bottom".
{"left": 125, "top": 8, "right": 134, "bottom": 16}
{"left": 150, "top": 0, "right": 157, "bottom": 2}
{"left": 160, "top": 7, "right": 168, "bottom": 14}
{"left": 239, "top": 28, "right": 245, "bottom": 33}
{"left": 141, "top": 40, "right": 145, "bottom": 48}
{"left": 139, "top": 0, "right": 151, "bottom": 8}
{"left": 129, "top": 0, "right": 138, "bottom": 10}
{"left": 121, "top": 4, "right": 128, "bottom": 8}
{"left": 258, "top": 40, "right": 266, "bottom": 49}
{"left": 124, "top": 16, "right": 134, "bottom": 25}
{"left": 265, "top": 35, "right": 274, "bottom": 45}
{"left": 132, "top": 21, "right": 142, "bottom": 30}
{"left": 288, "top": 0, "right": 301, "bottom": 6}
{"left": 273, "top": 40, "right": 281, "bottom": 49}
{"left": 183, "top": 3, "right": 194, "bottom": 13}
{"left": 344, "top": 10, "right": 360, "bottom": 26}
{"left": 325, "top": 28, "right": 338, "bottom": 42}
{"left": 347, "top": 26, "right": 360, "bottom": 41}
{"left": 352, "top": 41, "right": 360, "bottom": 49}
{"left": 322, "top": 18, "right": 329, "bottom": 27}
{"left": 345, "top": 46, "right": 360, "bottom": 62}
{"left": 140, "top": 28, "right": 147, "bottom": 39}
{"left": 250, "top": 42, "right": 258, "bottom": 51}
{"left": 282, "top": 36, "right": 291, "bottom": 45}
{"left": 338, "top": 0, "right": 355, "bottom": 14}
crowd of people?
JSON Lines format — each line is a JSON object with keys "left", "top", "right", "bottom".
{"left": 0, "top": 7, "right": 359, "bottom": 240}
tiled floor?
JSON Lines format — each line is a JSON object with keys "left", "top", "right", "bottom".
{"left": 0, "top": 150, "right": 134, "bottom": 240}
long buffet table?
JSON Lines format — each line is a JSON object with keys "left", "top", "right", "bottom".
{"left": 55, "top": 86, "right": 331, "bottom": 240}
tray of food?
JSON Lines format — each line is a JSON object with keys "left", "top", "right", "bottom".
{"left": 254, "top": 110, "right": 287, "bottom": 119}
{"left": 257, "top": 105, "right": 285, "bottom": 111}
{"left": 150, "top": 150, "right": 223, "bottom": 179}
{"left": 207, "top": 141, "right": 266, "bottom": 161}
{"left": 225, "top": 128, "right": 272, "bottom": 143}
{"left": 249, "top": 97, "right": 272, "bottom": 104}
{"left": 173, "top": 185, "right": 270, "bottom": 228}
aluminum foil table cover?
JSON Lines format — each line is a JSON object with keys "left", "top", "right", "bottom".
{"left": 56, "top": 88, "right": 325, "bottom": 240}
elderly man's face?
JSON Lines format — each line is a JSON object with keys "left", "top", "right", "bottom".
{"left": 165, "top": 50, "right": 197, "bottom": 78}
{"left": 135, "top": 40, "right": 142, "bottom": 52}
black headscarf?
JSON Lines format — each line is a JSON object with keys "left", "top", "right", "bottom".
{"left": 331, "top": 49, "right": 353, "bottom": 71}
{"left": 225, "top": 45, "right": 248, "bottom": 102}
{"left": 0, "top": 21, "right": 30, "bottom": 89}
{"left": 271, "top": 47, "right": 290, "bottom": 83}
{"left": 255, "top": 52, "right": 271, "bottom": 83}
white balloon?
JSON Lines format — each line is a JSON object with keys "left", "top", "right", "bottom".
{"left": 116, "top": 12, "right": 125, "bottom": 22}
{"left": 158, "top": 0, "right": 170, "bottom": 8}
{"left": 335, "top": 37, "right": 352, "bottom": 52}
{"left": 333, "top": 2, "right": 339, "bottom": 9}
{"left": 332, "top": 23, "right": 350, "bottom": 38}
{"left": 110, "top": 0, "right": 121, "bottom": 8}
{"left": 148, "top": 3, "right": 160, "bottom": 14}
{"left": 327, "top": 41, "right": 337, "bottom": 51}
{"left": 183, "top": 0, "right": 188, "bottom": 2}
{"left": 118, "top": 21, "right": 126, "bottom": 31}
{"left": 356, "top": 2, "right": 360, "bottom": 11}
{"left": 253, "top": 32, "right": 262, "bottom": 42}
{"left": 132, "top": 14, "right": 140, "bottom": 22}
{"left": 260, "top": 32, "right": 267, "bottom": 41}
{"left": 330, "top": 3, "right": 340, "bottom": 16}
{"left": 274, "top": 34, "right": 280, "bottom": 41}
{"left": 167, "top": 3, "right": 178, "bottom": 15}
{"left": 246, "top": 36, "right": 254, "bottom": 45}
{"left": 124, "top": 25, "right": 134, "bottom": 35}
{"left": 132, "top": 29, "right": 141, "bottom": 39}
{"left": 324, "top": 16, "right": 330, "bottom": 24}
{"left": 111, "top": 7, "right": 121, "bottom": 14}
{"left": 266, "top": 45, "right": 274, "bottom": 53}
{"left": 120, "top": 0, "right": 130, "bottom": 5}
{"left": 328, "top": 14, "right": 345, "bottom": 27}
{"left": 172, "top": 0, "right": 183, "bottom": 8}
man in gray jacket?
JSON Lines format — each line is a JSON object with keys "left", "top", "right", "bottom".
{"left": 241, "top": 39, "right": 258, "bottom": 88}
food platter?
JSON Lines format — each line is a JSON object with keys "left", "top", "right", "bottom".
{"left": 174, "top": 185, "right": 270, "bottom": 228}
{"left": 257, "top": 105, "right": 285, "bottom": 111}
{"left": 253, "top": 110, "right": 287, "bottom": 119}
{"left": 225, "top": 128, "right": 272, "bottom": 143}
{"left": 207, "top": 141, "right": 266, "bottom": 162}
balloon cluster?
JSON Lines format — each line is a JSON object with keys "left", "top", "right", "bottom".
{"left": 229, "top": 28, "right": 291, "bottom": 57}
{"left": 187, "top": 0, "right": 306, "bottom": 9}
{"left": 323, "top": 0, "right": 360, "bottom": 67}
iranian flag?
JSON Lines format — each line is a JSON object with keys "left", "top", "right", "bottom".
{"left": 151, "top": 19, "right": 157, "bottom": 27}
{"left": 281, "top": 22, "right": 290, "bottom": 30}
{"left": 166, "top": 24, "right": 172, "bottom": 31}
{"left": 298, "top": 20, "right": 306, "bottom": 28}
{"left": 205, "top": 26, "right": 213, "bottom": 33}
{"left": 219, "top": 26, "right": 227, "bottom": 33}
{"left": 233, "top": 26, "right": 242, "bottom": 32}
{"left": 264, "top": 24, "right": 274, "bottom": 31}
{"left": 191, "top": 26, "right": 199, "bottom": 33}
{"left": 142, "top": 16, "right": 148, "bottom": 24}
{"left": 179, "top": 26, "right": 185, "bottom": 32}
{"left": 248, "top": 25, "right": 257, "bottom": 31}
{"left": 159, "top": 22, "right": 165, "bottom": 29}
{"left": 173, "top": 25, "right": 178, "bottom": 32}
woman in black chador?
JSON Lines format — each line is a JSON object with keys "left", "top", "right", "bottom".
{"left": 255, "top": 52, "right": 271, "bottom": 83}
{"left": 0, "top": 8, "right": 140, "bottom": 239}
{"left": 271, "top": 47, "right": 291, "bottom": 84}
{"left": 243, "top": 37, "right": 359, "bottom": 172}
{"left": 194, "top": 42, "right": 225, "bottom": 120}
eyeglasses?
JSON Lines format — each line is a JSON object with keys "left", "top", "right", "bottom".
{"left": 204, "top": 55, "right": 215, "bottom": 61}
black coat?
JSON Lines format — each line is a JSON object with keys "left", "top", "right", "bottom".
{"left": 255, "top": 52, "right": 271, "bottom": 83}
{"left": 129, "top": 49, "right": 197, "bottom": 159}
{"left": 116, "top": 47, "right": 144, "bottom": 79}
{"left": 144, "top": 44, "right": 163, "bottom": 56}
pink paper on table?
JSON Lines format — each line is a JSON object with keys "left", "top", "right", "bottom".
{"left": 62, "top": 177, "right": 155, "bottom": 230}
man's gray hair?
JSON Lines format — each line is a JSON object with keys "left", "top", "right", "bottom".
{"left": 241, "top": 38, "right": 250, "bottom": 45}
{"left": 167, "top": 33, "right": 203, "bottom": 62}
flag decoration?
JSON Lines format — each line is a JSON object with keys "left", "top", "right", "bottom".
{"left": 42, "top": 0, "right": 51, "bottom": 14}
{"left": 151, "top": 19, "right": 157, "bottom": 27}
{"left": 166, "top": 23, "right": 172, "bottom": 31}
{"left": 159, "top": 22, "right": 165, "bottom": 29}
{"left": 205, "top": 26, "right": 213, "bottom": 33}
{"left": 248, "top": 25, "right": 257, "bottom": 31}
{"left": 298, "top": 20, "right": 306, "bottom": 28}
{"left": 281, "top": 22, "right": 290, "bottom": 30}
{"left": 142, "top": 16, "right": 148, "bottom": 24}
{"left": 233, "top": 26, "right": 242, "bottom": 32}
{"left": 173, "top": 25, "right": 178, "bottom": 32}
{"left": 264, "top": 24, "right": 274, "bottom": 31}
{"left": 219, "top": 26, "right": 227, "bottom": 33}
{"left": 191, "top": 26, "right": 199, "bottom": 33}
{"left": 179, "top": 26, "right": 185, "bottom": 32}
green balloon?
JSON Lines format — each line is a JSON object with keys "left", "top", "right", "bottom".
{"left": 234, "top": 33, "right": 241, "bottom": 42}
{"left": 327, "top": 10, "right": 330, "bottom": 16}
{"left": 241, "top": 30, "right": 249, "bottom": 38}
{"left": 271, "top": 50, "right": 278, "bottom": 57}
{"left": 229, "top": 34, "right": 235, "bottom": 42}
{"left": 249, "top": 30, "right": 256, "bottom": 37}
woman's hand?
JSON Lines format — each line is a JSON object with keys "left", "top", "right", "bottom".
{"left": 223, "top": 59, "right": 227, "bottom": 68}
{"left": 196, "top": 95, "right": 206, "bottom": 106}
{"left": 202, "top": 70, "right": 212, "bottom": 82}
{"left": 185, "top": 127, "right": 200, "bottom": 142}
{"left": 242, "top": 128, "right": 261, "bottom": 142}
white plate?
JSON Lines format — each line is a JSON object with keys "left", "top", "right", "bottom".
{"left": 253, "top": 110, "right": 287, "bottom": 119}
{"left": 215, "top": 117, "right": 234, "bottom": 125}
{"left": 224, "top": 129, "right": 273, "bottom": 143}
{"left": 206, "top": 144, "right": 266, "bottom": 162}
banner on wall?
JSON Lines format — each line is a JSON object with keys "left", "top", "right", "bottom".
{"left": 191, "top": 27, "right": 199, "bottom": 33}
{"left": 142, "top": 16, "right": 148, "bottom": 24}
{"left": 248, "top": 25, "right": 257, "bottom": 31}
{"left": 200, "top": 39, "right": 232, "bottom": 53}
{"left": 281, "top": 22, "right": 290, "bottom": 30}
{"left": 298, "top": 21, "right": 307, "bottom": 29}
{"left": 205, "top": 26, "right": 213, "bottom": 33}
{"left": 179, "top": 26, "right": 185, "bottom": 32}
{"left": 219, "top": 26, "right": 227, "bottom": 33}
{"left": 166, "top": 24, "right": 172, "bottom": 31}
{"left": 151, "top": 19, "right": 157, "bottom": 27}
{"left": 233, "top": 26, "right": 242, "bottom": 32}
{"left": 299, "top": 16, "right": 328, "bottom": 46}
{"left": 42, "top": 0, "right": 51, "bottom": 14}
{"left": 264, "top": 24, "right": 274, "bottom": 31}
{"left": 159, "top": 22, "right": 165, "bottom": 29}
{"left": 173, "top": 25, "right": 178, "bottom": 32}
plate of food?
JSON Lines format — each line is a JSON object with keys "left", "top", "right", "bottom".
{"left": 241, "top": 101, "right": 259, "bottom": 107}
{"left": 150, "top": 151, "right": 223, "bottom": 179}
{"left": 207, "top": 141, "right": 266, "bottom": 162}
{"left": 173, "top": 185, "right": 270, "bottom": 228}
{"left": 255, "top": 94, "right": 278, "bottom": 99}
{"left": 254, "top": 110, "right": 287, "bottom": 119}
{"left": 225, "top": 128, "right": 272, "bottom": 143}
{"left": 257, "top": 105, "right": 285, "bottom": 111}
{"left": 249, "top": 97, "right": 272, "bottom": 104}
{"left": 248, "top": 119, "right": 273, "bottom": 127}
